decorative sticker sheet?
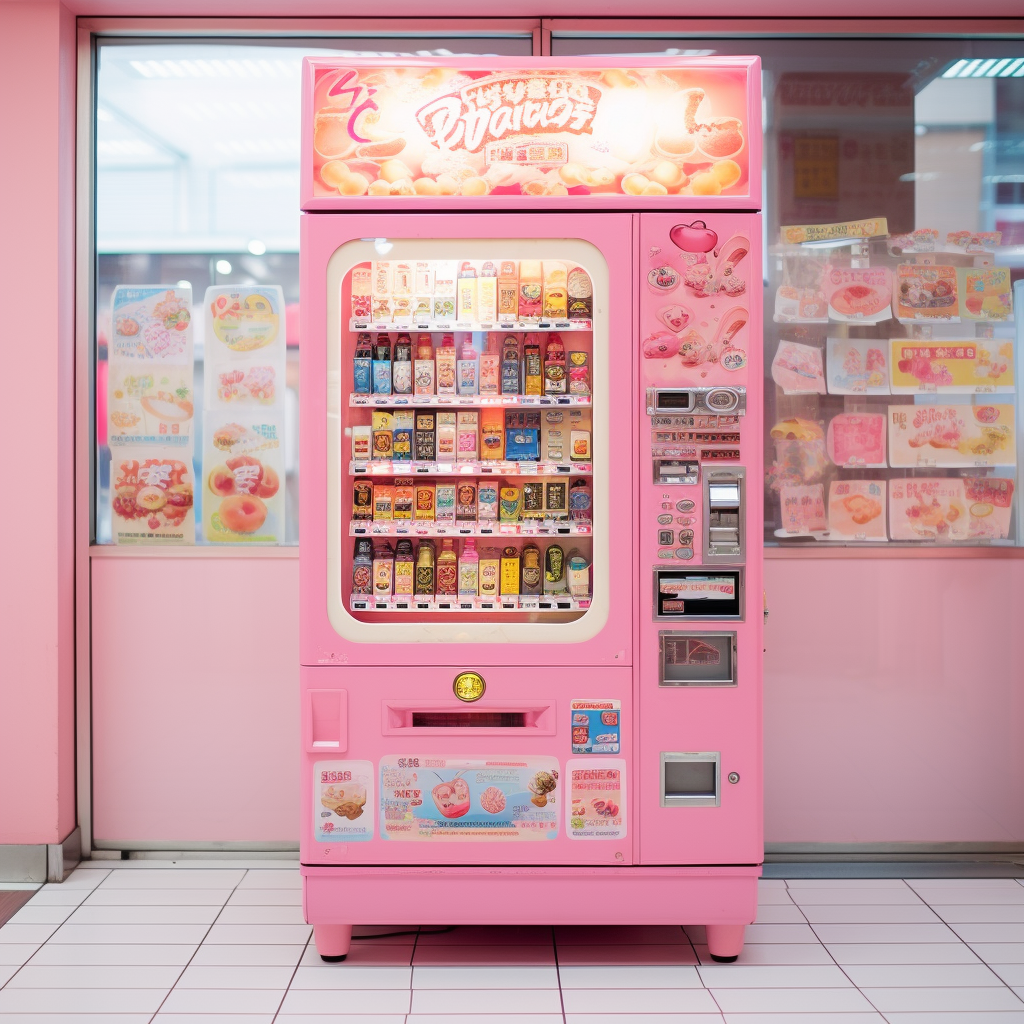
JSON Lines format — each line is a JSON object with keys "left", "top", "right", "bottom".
{"left": 888, "top": 478, "right": 969, "bottom": 541}
{"left": 567, "top": 759, "right": 626, "bottom": 841}
{"left": 888, "top": 404, "right": 1016, "bottom": 468}
{"left": 824, "top": 266, "right": 892, "bottom": 324}
{"left": 826, "top": 413, "right": 887, "bottom": 468}
{"left": 310, "top": 63, "right": 752, "bottom": 200}
{"left": 893, "top": 265, "right": 959, "bottom": 322}
{"left": 957, "top": 267, "right": 1013, "bottom": 322}
{"left": 827, "top": 480, "right": 886, "bottom": 541}
{"left": 107, "top": 366, "right": 194, "bottom": 450}
{"left": 826, "top": 337, "right": 889, "bottom": 396}
{"left": 110, "top": 453, "right": 195, "bottom": 545}
{"left": 314, "top": 761, "right": 374, "bottom": 842}
{"left": 379, "top": 756, "right": 559, "bottom": 841}
{"left": 779, "top": 483, "right": 827, "bottom": 535}
{"left": 889, "top": 339, "right": 1014, "bottom": 394}
{"left": 203, "top": 416, "right": 285, "bottom": 544}
{"left": 570, "top": 700, "right": 621, "bottom": 755}
{"left": 204, "top": 286, "right": 287, "bottom": 410}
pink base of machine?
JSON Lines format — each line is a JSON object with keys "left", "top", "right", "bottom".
{"left": 304, "top": 866, "right": 758, "bottom": 962}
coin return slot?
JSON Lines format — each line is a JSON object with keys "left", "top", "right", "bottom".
{"left": 384, "top": 703, "right": 554, "bottom": 735}
{"left": 703, "top": 469, "right": 745, "bottom": 564}
{"left": 412, "top": 711, "right": 526, "bottom": 728}
{"left": 661, "top": 752, "right": 720, "bottom": 807}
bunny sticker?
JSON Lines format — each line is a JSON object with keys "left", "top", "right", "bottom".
{"left": 680, "top": 234, "right": 749, "bottom": 299}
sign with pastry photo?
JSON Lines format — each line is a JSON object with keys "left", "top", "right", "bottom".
{"left": 828, "top": 480, "right": 886, "bottom": 541}
{"left": 314, "top": 761, "right": 374, "bottom": 842}
{"left": 888, "top": 404, "right": 1016, "bottom": 468}
{"left": 889, "top": 339, "right": 1014, "bottom": 395}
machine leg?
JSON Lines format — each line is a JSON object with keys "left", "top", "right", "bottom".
{"left": 705, "top": 923, "right": 745, "bottom": 963}
{"left": 314, "top": 923, "right": 353, "bottom": 963}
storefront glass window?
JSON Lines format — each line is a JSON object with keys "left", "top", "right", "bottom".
{"left": 554, "top": 33, "right": 1024, "bottom": 547}
{"left": 93, "top": 35, "right": 533, "bottom": 545}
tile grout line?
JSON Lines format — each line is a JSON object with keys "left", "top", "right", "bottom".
{"left": 143, "top": 866, "right": 252, "bottom": 1024}
{"left": 550, "top": 925, "right": 567, "bottom": 1024}
{"left": 270, "top": 923, "right": 313, "bottom": 1023}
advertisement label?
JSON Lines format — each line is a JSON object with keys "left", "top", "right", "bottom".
{"left": 314, "top": 760, "right": 374, "bottom": 842}
{"left": 567, "top": 759, "right": 626, "bottom": 841}
{"left": 570, "top": 700, "right": 621, "bottom": 755}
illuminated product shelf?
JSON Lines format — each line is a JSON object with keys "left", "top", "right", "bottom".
{"left": 350, "top": 318, "right": 593, "bottom": 334}
{"left": 350, "top": 460, "right": 593, "bottom": 476}
{"left": 349, "top": 593, "right": 592, "bottom": 613}
{"left": 350, "top": 393, "right": 592, "bottom": 408}
{"left": 350, "top": 520, "right": 593, "bottom": 538}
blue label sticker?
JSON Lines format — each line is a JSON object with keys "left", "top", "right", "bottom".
{"left": 570, "top": 699, "right": 621, "bottom": 755}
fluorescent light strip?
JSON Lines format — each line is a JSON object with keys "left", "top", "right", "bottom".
{"left": 944, "top": 56, "right": 1024, "bottom": 78}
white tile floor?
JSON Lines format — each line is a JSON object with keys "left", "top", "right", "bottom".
{"left": 1, "top": 865, "right": 1023, "bottom": 1022}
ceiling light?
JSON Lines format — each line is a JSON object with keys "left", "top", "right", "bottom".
{"left": 943, "top": 57, "right": 1024, "bottom": 78}
{"left": 374, "top": 238, "right": 393, "bottom": 256}
{"left": 176, "top": 280, "right": 191, "bottom": 289}
{"left": 247, "top": 240, "right": 267, "bottom": 255}
{"left": 216, "top": 259, "right": 232, "bottom": 274}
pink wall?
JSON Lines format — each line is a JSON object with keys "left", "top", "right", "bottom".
{"left": 0, "top": 0, "right": 77, "bottom": 846}
{"left": 764, "top": 556, "right": 1024, "bottom": 845}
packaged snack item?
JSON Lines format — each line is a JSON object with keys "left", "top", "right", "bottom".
{"left": 479, "top": 335, "right": 500, "bottom": 394}
{"left": 392, "top": 333, "right": 413, "bottom": 394}
{"left": 480, "top": 408, "right": 504, "bottom": 461}
{"left": 567, "top": 267, "right": 593, "bottom": 321}
{"left": 352, "top": 333, "right": 372, "bottom": 394}
{"left": 456, "top": 481, "right": 478, "bottom": 521}
{"left": 433, "top": 262, "right": 457, "bottom": 320}
{"left": 393, "top": 479, "right": 414, "bottom": 520}
{"left": 414, "top": 333, "right": 435, "bottom": 394}
{"left": 518, "top": 261, "right": 543, "bottom": 322}
{"left": 457, "top": 335, "right": 479, "bottom": 395}
{"left": 203, "top": 416, "right": 284, "bottom": 543}
{"left": 435, "top": 334, "right": 457, "bottom": 394}
{"left": 372, "top": 261, "right": 392, "bottom": 303}
{"left": 499, "top": 486, "right": 522, "bottom": 523}
{"left": 111, "top": 453, "right": 195, "bottom": 545}
{"left": 478, "top": 547, "right": 500, "bottom": 598}
{"left": 414, "top": 412, "right": 436, "bottom": 462}
{"left": 568, "top": 478, "right": 593, "bottom": 523}
{"left": 436, "top": 412, "right": 456, "bottom": 459}
{"left": 568, "top": 351, "right": 591, "bottom": 395}
{"left": 501, "top": 334, "right": 521, "bottom": 394}
{"left": 436, "top": 538, "right": 458, "bottom": 596}
{"left": 569, "top": 408, "right": 593, "bottom": 463}
{"left": 520, "top": 543, "right": 543, "bottom": 594}
{"left": 544, "top": 543, "right": 568, "bottom": 594}
{"left": 498, "top": 261, "right": 518, "bottom": 321}
{"left": 545, "top": 481, "right": 568, "bottom": 521}
{"left": 505, "top": 410, "right": 540, "bottom": 461}
{"left": 542, "top": 262, "right": 568, "bottom": 319}
{"left": 566, "top": 549, "right": 590, "bottom": 599}
{"left": 392, "top": 262, "right": 413, "bottom": 298}
{"left": 544, "top": 333, "right": 567, "bottom": 395}
{"left": 435, "top": 484, "right": 456, "bottom": 524}
{"left": 394, "top": 539, "right": 415, "bottom": 595}
{"left": 500, "top": 546, "right": 521, "bottom": 596}
{"left": 373, "top": 484, "right": 394, "bottom": 520}
{"left": 414, "top": 483, "right": 436, "bottom": 521}
{"left": 415, "top": 261, "right": 434, "bottom": 298}
{"left": 456, "top": 410, "right": 479, "bottom": 462}
{"left": 351, "top": 266, "right": 371, "bottom": 319}
{"left": 542, "top": 410, "right": 566, "bottom": 464}
{"left": 478, "top": 262, "right": 498, "bottom": 323}
{"left": 457, "top": 262, "right": 478, "bottom": 321}
{"left": 458, "top": 538, "right": 479, "bottom": 596}
{"left": 372, "top": 333, "right": 392, "bottom": 394}
{"left": 522, "top": 481, "right": 545, "bottom": 520}
{"left": 523, "top": 334, "right": 542, "bottom": 394}
{"left": 352, "top": 538, "right": 373, "bottom": 594}
{"left": 372, "top": 542, "right": 394, "bottom": 596}
{"left": 392, "top": 424, "right": 413, "bottom": 462}
{"left": 888, "top": 478, "right": 968, "bottom": 541}
{"left": 352, "top": 480, "right": 373, "bottom": 520}
{"left": 827, "top": 480, "right": 886, "bottom": 541}
{"left": 371, "top": 411, "right": 394, "bottom": 460}
{"left": 958, "top": 267, "right": 1013, "bottom": 322}
{"left": 415, "top": 539, "right": 435, "bottom": 595}
{"left": 477, "top": 482, "right": 498, "bottom": 522}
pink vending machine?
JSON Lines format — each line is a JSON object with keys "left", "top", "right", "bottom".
{"left": 299, "top": 56, "right": 763, "bottom": 963}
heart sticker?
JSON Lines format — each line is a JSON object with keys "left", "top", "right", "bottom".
{"left": 432, "top": 778, "right": 471, "bottom": 819}
{"left": 656, "top": 304, "right": 693, "bottom": 332}
{"left": 670, "top": 220, "right": 719, "bottom": 254}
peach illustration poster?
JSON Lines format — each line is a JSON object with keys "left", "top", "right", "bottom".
{"left": 888, "top": 404, "right": 1016, "bottom": 468}
{"left": 379, "top": 756, "right": 559, "bottom": 841}
{"left": 567, "top": 759, "right": 626, "bottom": 841}
{"left": 310, "top": 63, "right": 751, "bottom": 199}
{"left": 110, "top": 453, "right": 195, "bottom": 545}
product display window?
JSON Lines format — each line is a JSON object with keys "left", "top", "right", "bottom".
{"left": 553, "top": 33, "right": 1024, "bottom": 547}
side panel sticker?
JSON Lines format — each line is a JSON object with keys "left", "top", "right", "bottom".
{"left": 380, "top": 756, "right": 559, "bottom": 841}
{"left": 314, "top": 760, "right": 374, "bottom": 842}
{"left": 567, "top": 758, "right": 627, "bottom": 841}
{"left": 571, "top": 699, "right": 621, "bottom": 754}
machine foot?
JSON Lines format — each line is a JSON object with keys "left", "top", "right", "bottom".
{"left": 313, "top": 923, "right": 352, "bottom": 962}
{"left": 705, "top": 923, "right": 745, "bottom": 962}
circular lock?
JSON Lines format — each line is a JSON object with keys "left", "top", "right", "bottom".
{"left": 727, "top": 772, "right": 740, "bottom": 785}
{"left": 453, "top": 671, "right": 486, "bottom": 702}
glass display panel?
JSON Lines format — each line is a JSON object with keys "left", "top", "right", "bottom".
{"left": 553, "top": 33, "right": 1024, "bottom": 548}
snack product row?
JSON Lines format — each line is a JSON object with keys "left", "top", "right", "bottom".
{"left": 353, "top": 408, "right": 592, "bottom": 466}
{"left": 779, "top": 476, "right": 1015, "bottom": 542}
{"left": 770, "top": 405, "right": 1016, "bottom": 474}
{"left": 352, "top": 536, "right": 591, "bottom": 602}
{"left": 774, "top": 258, "right": 1013, "bottom": 325}
{"left": 352, "top": 330, "right": 590, "bottom": 397}
{"left": 355, "top": 260, "right": 592, "bottom": 324}
{"left": 353, "top": 477, "right": 593, "bottom": 527}
{"left": 772, "top": 337, "right": 1016, "bottom": 397}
